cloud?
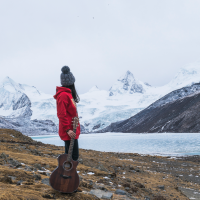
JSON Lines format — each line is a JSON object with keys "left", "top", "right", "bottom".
{"left": 0, "top": 0, "right": 200, "bottom": 95}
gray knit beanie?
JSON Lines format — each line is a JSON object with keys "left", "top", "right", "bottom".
{"left": 60, "top": 66, "right": 75, "bottom": 86}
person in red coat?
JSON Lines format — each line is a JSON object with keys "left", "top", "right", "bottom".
{"left": 54, "top": 66, "right": 80, "bottom": 161}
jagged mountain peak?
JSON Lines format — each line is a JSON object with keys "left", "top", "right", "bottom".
{"left": 178, "top": 62, "right": 200, "bottom": 76}
{"left": 3, "top": 76, "right": 11, "bottom": 81}
{"left": 168, "top": 61, "right": 200, "bottom": 89}
{"left": 118, "top": 70, "right": 135, "bottom": 82}
{"left": 2, "top": 76, "right": 14, "bottom": 84}
{"left": 0, "top": 77, "right": 41, "bottom": 96}
{"left": 109, "top": 70, "right": 145, "bottom": 96}
{"left": 2, "top": 76, "right": 18, "bottom": 84}
{"left": 0, "top": 77, "right": 54, "bottom": 125}
{"left": 88, "top": 85, "right": 100, "bottom": 92}
{"left": 0, "top": 76, "right": 23, "bottom": 93}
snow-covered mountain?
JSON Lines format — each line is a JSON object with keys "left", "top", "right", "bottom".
{"left": 0, "top": 77, "right": 32, "bottom": 118}
{"left": 168, "top": 62, "right": 200, "bottom": 89}
{"left": 0, "top": 77, "right": 57, "bottom": 135}
{"left": 0, "top": 77, "right": 57, "bottom": 123}
{"left": 1, "top": 61, "right": 200, "bottom": 134}
{"left": 100, "top": 82, "right": 200, "bottom": 133}
{"left": 78, "top": 62, "right": 200, "bottom": 132}
{"left": 109, "top": 70, "right": 150, "bottom": 96}
{"left": 78, "top": 71, "right": 150, "bottom": 132}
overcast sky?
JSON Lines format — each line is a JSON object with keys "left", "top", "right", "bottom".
{"left": 0, "top": 0, "right": 200, "bottom": 95}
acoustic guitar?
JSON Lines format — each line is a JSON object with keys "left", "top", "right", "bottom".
{"left": 49, "top": 117, "right": 80, "bottom": 193}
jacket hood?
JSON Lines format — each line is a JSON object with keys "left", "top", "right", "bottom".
{"left": 54, "top": 86, "right": 71, "bottom": 99}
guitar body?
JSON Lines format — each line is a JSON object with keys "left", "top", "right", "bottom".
{"left": 50, "top": 154, "right": 79, "bottom": 193}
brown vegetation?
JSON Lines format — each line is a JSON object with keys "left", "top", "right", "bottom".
{"left": 0, "top": 129, "right": 199, "bottom": 199}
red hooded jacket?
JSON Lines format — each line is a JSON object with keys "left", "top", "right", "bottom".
{"left": 53, "top": 87, "right": 80, "bottom": 141}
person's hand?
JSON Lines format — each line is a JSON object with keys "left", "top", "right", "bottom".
{"left": 67, "top": 130, "right": 76, "bottom": 139}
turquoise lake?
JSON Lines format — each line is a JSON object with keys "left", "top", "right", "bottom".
{"left": 31, "top": 133, "right": 200, "bottom": 156}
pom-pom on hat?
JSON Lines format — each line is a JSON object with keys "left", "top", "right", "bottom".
{"left": 60, "top": 66, "right": 75, "bottom": 86}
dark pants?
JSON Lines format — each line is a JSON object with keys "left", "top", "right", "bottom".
{"left": 64, "top": 139, "right": 79, "bottom": 161}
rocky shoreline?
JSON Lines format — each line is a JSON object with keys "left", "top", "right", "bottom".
{"left": 0, "top": 129, "right": 200, "bottom": 200}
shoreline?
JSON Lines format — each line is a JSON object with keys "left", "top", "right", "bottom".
{"left": 1, "top": 129, "right": 200, "bottom": 199}
{"left": 31, "top": 133, "right": 200, "bottom": 158}
{"left": 31, "top": 134, "right": 59, "bottom": 137}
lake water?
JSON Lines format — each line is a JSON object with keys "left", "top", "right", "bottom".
{"left": 31, "top": 133, "right": 200, "bottom": 157}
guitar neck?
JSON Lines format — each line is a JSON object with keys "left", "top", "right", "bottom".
{"left": 67, "top": 128, "right": 77, "bottom": 162}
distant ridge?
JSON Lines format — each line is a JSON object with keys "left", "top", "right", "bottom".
{"left": 109, "top": 70, "right": 150, "bottom": 96}
{"left": 1, "top": 61, "right": 200, "bottom": 134}
{"left": 99, "top": 83, "right": 200, "bottom": 133}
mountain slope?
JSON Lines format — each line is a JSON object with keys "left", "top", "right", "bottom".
{"left": 79, "top": 63, "right": 200, "bottom": 132}
{"left": 100, "top": 83, "right": 200, "bottom": 133}
{"left": 109, "top": 70, "right": 150, "bottom": 96}
{"left": 0, "top": 77, "right": 57, "bottom": 123}
{"left": 0, "top": 77, "right": 57, "bottom": 135}
{"left": 0, "top": 117, "right": 57, "bottom": 135}
{"left": 1, "top": 62, "right": 200, "bottom": 134}
{"left": 167, "top": 62, "right": 200, "bottom": 89}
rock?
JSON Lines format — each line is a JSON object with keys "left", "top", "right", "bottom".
{"left": 97, "top": 179, "right": 105, "bottom": 184}
{"left": 158, "top": 185, "right": 165, "bottom": 190}
{"left": 95, "top": 185, "right": 107, "bottom": 191}
{"left": 45, "top": 164, "right": 50, "bottom": 169}
{"left": 0, "top": 176, "right": 12, "bottom": 184}
{"left": 90, "top": 189, "right": 113, "bottom": 199}
{"left": 24, "top": 180, "right": 34, "bottom": 185}
{"left": 134, "top": 181, "right": 145, "bottom": 188}
{"left": 131, "top": 187, "right": 138, "bottom": 193}
{"left": 125, "top": 187, "right": 130, "bottom": 191}
{"left": 7, "top": 158, "right": 21, "bottom": 168}
{"left": 153, "top": 195, "right": 167, "bottom": 200}
{"left": 0, "top": 153, "right": 8, "bottom": 159}
{"left": 78, "top": 158, "right": 83, "bottom": 164}
{"left": 135, "top": 168, "right": 141, "bottom": 172}
{"left": 42, "top": 194, "right": 54, "bottom": 199}
{"left": 129, "top": 165, "right": 134, "bottom": 170}
{"left": 8, "top": 176, "right": 16, "bottom": 181}
{"left": 41, "top": 178, "right": 50, "bottom": 186}
{"left": 108, "top": 172, "right": 116, "bottom": 178}
{"left": 46, "top": 172, "right": 51, "bottom": 177}
{"left": 112, "top": 194, "right": 132, "bottom": 200}
{"left": 123, "top": 183, "right": 130, "bottom": 187}
{"left": 178, "top": 187, "right": 200, "bottom": 200}
{"left": 38, "top": 171, "right": 47, "bottom": 175}
{"left": 16, "top": 180, "right": 23, "bottom": 185}
{"left": 80, "top": 180, "right": 93, "bottom": 189}
{"left": 34, "top": 163, "right": 42, "bottom": 170}
{"left": 126, "top": 178, "right": 131, "bottom": 182}
{"left": 97, "top": 164, "right": 108, "bottom": 172}
{"left": 79, "top": 175, "right": 83, "bottom": 181}
{"left": 115, "top": 189, "right": 126, "bottom": 195}
{"left": 25, "top": 165, "right": 33, "bottom": 171}
{"left": 142, "top": 188, "right": 151, "bottom": 193}
{"left": 33, "top": 174, "right": 41, "bottom": 180}
{"left": 102, "top": 193, "right": 113, "bottom": 199}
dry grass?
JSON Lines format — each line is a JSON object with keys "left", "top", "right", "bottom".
{"left": 0, "top": 129, "right": 198, "bottom": 199}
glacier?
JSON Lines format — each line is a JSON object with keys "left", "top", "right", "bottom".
{"left": 0, "top": 77, "right": 57, "bottom": 135}
{"left": 78, "top": 62, "right": 200, "bottom": 132}
{"left": 0, "top": 61, "right": 200, "bottom": 134}
{"left": 0, "top": 77, "right": 57, "bottom": 122}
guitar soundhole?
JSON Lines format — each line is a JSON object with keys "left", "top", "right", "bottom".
{"left": 63, "top": 161, "right": 72, "bottom": 171}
